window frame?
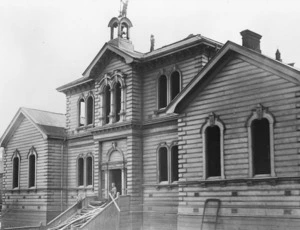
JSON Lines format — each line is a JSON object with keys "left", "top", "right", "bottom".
{"left": 245, "top": 104, "right": 275, "bottom": 178}
{"left": 77, "top": 153, "right": 94, "bottom": 188}
{"left": 157, "top": 142, "right": 179, "bottom": 184}
{"left": 156, "top": 68, "right": 182, "bottom": 111}
{"left": 27, "top": 146, "right": 37, "bottom": 188}
{"left": 99, "top": 71, "right": 127, "bottom": 126}
{"left": 77, "top": 155, "right": 85, "bottom": 187}
{"left": 78, "top": 96, "right": 86, "bottom": 127}
{"left": 200, "top": 113, "right": 225, "bottom": 180}
{"left": 11, "top": 149, "right": 21, "bottom": 189}
{"left": 85, "top": 153, "right": 94, "bottom": 187}
{"left": 86, "top": 93, "right": 95, "bottom": 126}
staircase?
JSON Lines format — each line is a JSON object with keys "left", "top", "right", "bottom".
{"left": 48, "top": 201, "right": 107, "bottom": 230}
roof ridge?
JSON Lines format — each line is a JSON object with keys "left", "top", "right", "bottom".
{"left": 21, "top": 107, "right": 65, "bottom": 116}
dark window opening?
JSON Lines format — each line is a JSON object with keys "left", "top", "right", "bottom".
{"left": 104, "top": 86, "right": 111, "bottom": 124}
{"left": 171, "top": 71, "right": 180, "bottom": 101}
{"left": 13, "top": 157, "right": 19, "bottom": 188}
{"left": 29, "top": 155, "right": 36, "bottom": 187}
{"left": 158, "top": 75, "right": 167, "bottom": 109}
{"left": 78, "top": 158, "right": 84, "bottom": 186}
{"left": 206, "top": 126, "right": 221, "bottom": 177}
{"left": 171, "top": 146, "right": 179, "bottom": 182}
{"left": 252, "top": 118, "right": 270, "bottom": 175}
{"left": 86, "top": 156, "right": 93, "bottom": 186}
{"left": 115, "top": 82, "right": 122, "bottom": 122}
{"left": 159, "top": 147, "right": 168, "bottom": 182}
{"left": 87, "top": 96, "right": 94, "bottom": 125}
{"left": 79, "top": 99, "right": 85, "bottom": 126}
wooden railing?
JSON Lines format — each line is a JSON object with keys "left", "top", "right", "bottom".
{"left": 79, "top": 195, "right": 120, "bottom": 230}
{"left": 5, "top": 226, "right": 42, "bottom": 230}
{"left": 43, "top": 198, "right": 85, "bottom": 230}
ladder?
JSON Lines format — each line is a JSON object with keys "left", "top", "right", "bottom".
{"left": 200, "top": 199, "right": 221, "bottom": 230}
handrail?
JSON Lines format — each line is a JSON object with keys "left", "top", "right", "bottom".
{"left": 45, "top": 197, "right": 84, "bottom": 229}
{"left": 109, "top": 193, "right": 120, "bottom": 212}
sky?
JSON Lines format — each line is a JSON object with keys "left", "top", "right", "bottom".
{"left": 1, "top": 0, "right": 300, "bottom": 138}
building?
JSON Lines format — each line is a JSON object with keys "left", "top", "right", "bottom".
{"left": 1, "top": 5, "right": 300, "bottom": 230}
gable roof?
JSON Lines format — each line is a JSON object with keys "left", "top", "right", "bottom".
{"left": 0, "top": 107, "right": 66, "bottom": 147}
{"left": 166, "top": 41, "right": 300, "bottom": 114}
{"left": 58, "top": 34, "right": 222, "bottom": 92}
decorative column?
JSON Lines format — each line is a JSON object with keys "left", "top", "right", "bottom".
{"left": 109, "top": 88, "right": 115, "bottom": 124}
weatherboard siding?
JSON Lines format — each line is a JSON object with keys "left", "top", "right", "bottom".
{"left": 142, "top": 53, "right": 206, "bottom": 121}
{"left": 3, "top": 116, "right": 49, "bottom": 228}
{"left": 177, "top": 57, "right": 300, "bottom": 229}
{"left": 142, "top": 122, "right": 178, "bottom": 230}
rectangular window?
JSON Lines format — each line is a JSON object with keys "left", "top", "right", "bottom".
{"left": 13, "top": 157, "right": 19, "bottom": 188}
{"left": 171, "top": 146, "right": 179, "bottom": 182}
{"left": 206, "top": 126, "right": 221, "bottom": 177}
{"left": 159, "top": 147, "right": 168, "bottom": 182}
{"left": 78, "top": 158, "right": 84, "bottom": 186}
{"left": 86, "top": 157, "right": 93, "bottom": 186}
{"left": 251, "top": 118, "right": 271, "bottom": 175}
{"left": 29, "top": 155, "right": 36, "bottom": 187}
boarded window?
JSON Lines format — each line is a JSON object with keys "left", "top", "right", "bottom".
{"left": 86, "top": 96, "right": 94, "bottom": 125}
{"left": 170, "top": 71, "right": 180, "bottom": 100}
{"left": 115, "top": 82, "right": 122, "bottom": 122}
{"left": 79, "top": 98, "right": 85, "bottom": 126}
{"left": 206, "top": 126, "right": 221, "bottom": 177}
{"left": 158, "top": 75, "right": 167, "bottom": 109}
{"left": 104, "top": 86, "right": 111, "bottom": 124}
{"left": 159, "top": 147, "right": 168, "bottom": 182}
{"left": 28, "top": 155, "right": 36, "bottom": 187}
{"left": 13, "top": 157, "right": 19, "bottom": 188}
{"left": 171, "top": 146, "right": 179, "bottom": 182}
{"left": 86, "top": 156, "right": 93, "bottom": 186}
{"left": 78, "top": 158, "right": 84, "bottom": 186}
{"left": 251, "top": 118, "right": 270, "bottom": 175}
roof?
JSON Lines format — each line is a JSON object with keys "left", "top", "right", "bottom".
{"left": 166, "top": 41, "right": 300, "bottom": 114}
{"left": 58, "top": 34, "right": 223, "bottom": 92}
{"left": 0, "top": 107, "right": 66, "bottom": 147}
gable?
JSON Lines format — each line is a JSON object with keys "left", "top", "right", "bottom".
{"left": 181, "top": 56, "right": 298, "bottom": 115}
{"left": 6, "top": 116, "right": 45, "bottom": 149}
{"left": 167, "top": 42, "right": 300, "bottom": 114}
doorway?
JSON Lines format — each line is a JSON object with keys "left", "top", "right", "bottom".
{"left": 109, "top": 169, "right": 122, "bottom": 195}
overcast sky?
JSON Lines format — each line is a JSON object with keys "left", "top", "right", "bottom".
{"left": 1, "top": 0, "right": 300, "bottom": 137}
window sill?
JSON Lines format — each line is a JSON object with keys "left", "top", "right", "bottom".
{"left": 178, "top": 176, "right": 279, "bottom": 187}
{"left": 76, "top": 124, "right": 94, "bottom": 131}
{"left": 77, "top": 186, "right": 94, "bottom": 191}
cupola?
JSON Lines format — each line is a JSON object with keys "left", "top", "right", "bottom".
{"left": 107, "top": 0, "right": 134, "bottom": 51}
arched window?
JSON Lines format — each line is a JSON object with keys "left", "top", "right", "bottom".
{"left": 12, "top": 150, "right": 21, "bottom": 189}
{"left": 78, "top": 98, "right": 85, "bottom": 126}
{"left": 78, "top": 157, "right": 84, "bottom": 186}
{"left": 86, "top": 96, "right": 94, "bottom": 125}
{"left": 170, "top": 71, "right": 180, "bottom": 101}
{"left": 205, "top": 126, "right": 221, "bottom": 177}
{"left": 158, "top": 147, "right": 168, "bottom": 182}
{"left": 86, "top": 156, "right": 93, "bottom": 186}
{"left": 246, "top": 104, "right": 275, "bottom": 177}
{"left": 115, "top": 82, "right": 122, "bottom": 122}
{"left": 28, "top": 147, "right": 37, "bottom": 188}
{"left": 104, "top": 85, "right": 111, "bottom": 124}
{"left": 158, "top": 75, "right": 167, "bottom": 109}
{"left": 99, "top": 71, "right": 127, "bottom": 125}
{"left": 171, "top": 145, "right": 179, "bottom": 182}
{"left": 201, "top": 113, "right": 225, "bottom": 179}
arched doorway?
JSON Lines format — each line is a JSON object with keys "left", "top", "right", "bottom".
{"left": 103, "top": 147, "right": 126, "bottom": 198}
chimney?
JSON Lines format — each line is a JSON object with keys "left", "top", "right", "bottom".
{"left": 240, "top": 29, "right": 262, "bottom": 53}
{"left": 150, "top": 34, "right": 155, "bottom": 52}
{"left": 275, "top": 49, "right": 282, "bottom": 62}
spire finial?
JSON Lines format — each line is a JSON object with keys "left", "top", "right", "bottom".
{"left": 119, "top": 0, "right": 129, "bottom": 17}
{"left": 275, "top": 49, "right": 282, "bottom": 62}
